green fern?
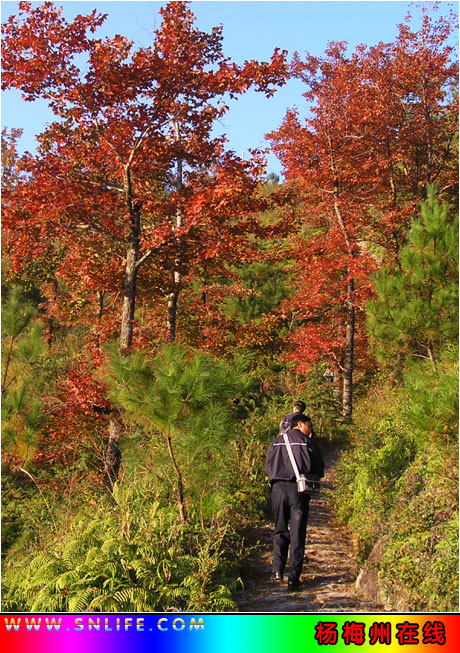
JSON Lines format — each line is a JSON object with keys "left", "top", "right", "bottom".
{"left": 68, "top": 587, "right": 98, "bottom": 612}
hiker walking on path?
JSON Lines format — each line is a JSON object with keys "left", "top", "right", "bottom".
{"left": 265, "top": 414, "right": 324, "bottom": 590}
{"left": 323, "top": 365, "right": 335, "bottom": 384}
{"left": 237, "top": 448, "right": 385, "bottom": 612}
{"left": 279, "top": 400, "right": 306, "bottom": 433}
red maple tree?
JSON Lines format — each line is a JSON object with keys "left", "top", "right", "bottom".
{"left": 2, "top": 0, "right": 288, "bottom": 351}
{"left": 268, "top": 8, "right": 458, "bottom": 419}
{"left": 2, "top": 1, "right": 288, "bottom": 481}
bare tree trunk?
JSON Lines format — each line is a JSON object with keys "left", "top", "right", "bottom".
{"left": 96, "top": 290, "right": 105, "bottom": 349}
{"left": 166, "top": 433, "right": 187, "bottom": 523}
{"left": 106, "top": 165, "right": 141, "bottom": 488}
{"left": 343, "top": 278, "right": 355, "bottom": 423}
{"left": 97, "top": 127, "right": 168, "bottom": 490}
{"left": 332, "top": 179, "right": 356, "bottom": 423}
{"left": 167, "top": 121, "right": 183, "bottom": 342}
{"left": 120, "top": 242, "right": 139, "bottom": 353}
{"left": 201, "top": 281, "right": 207, "bottom": 305}
{"left": 47, "top": 279, "right": 59, "bottom": 349}
{"left": 120, "top": 215, "right": 140, "bottom": 354}
{"left": 97, "top": 290, "right": 105, "bottom": 321}
{"left": 167, "top": 277, "right": 180, "bottom": 342}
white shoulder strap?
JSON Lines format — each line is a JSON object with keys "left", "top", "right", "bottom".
{"left": 283, "top": 432, "right": 301, "bottom": 481}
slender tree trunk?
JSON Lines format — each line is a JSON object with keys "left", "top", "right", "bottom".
{"left": 167, "top": 276, "right": 180, "bottom": 342}
{"left": 120, "top": 228, "right": 140, "bottom": 354}
{"left": 332, "top": 179, "right": 356, "bottom": 423}
{"left": 387, "top": 136, "right": 397, "bottom": 207}
{"left": 106, "top": 227, "right": 139, "bottom": 488}
{"left": 167, "top": 121, "right": 183, "bottom": 342}
{"left": 47, "top": 317, "right": 54, "bottom": 349}
{"left": 105, "top": 164, "right": 141, "bottom": 488}
{"left": 47, "top": 279, "right": 58, "bottom": 349}
{"left": 96, "top": 290, "right": 105, "bottom": 349}
{"left": 104, "top": 210, "right": 140, "bottom": 489}
{"left": 343, "top": 278, "right": 355, "bottom": 423}
{"left": 166, "top": 433, "right": 187, "bottom": 523}
{"left": 427, "top": 342, "right": 438, "bottom": 374}
{"left": 103, "top": 416, "right": 123, "bottom": 490}
{"left": 97, "top": 290, "right": 105, "bottom": 321}
{"left": 201, "top": 281, "right": 207, "bottom": 305}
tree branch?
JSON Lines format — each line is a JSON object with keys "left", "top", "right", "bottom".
{"left": 331, "top": 352, "right": 344, "bottom": 372}
{"left": 126, "top": 125, "right": 153, "bottom": 170}
{"left": 51, "top": 220, "right": 126, "bottom": 244}
{"left": 19, "top": 467, "right": 58, "bottom": 534}
{"left": 135, "top": 235, "right": 176, "bottom": 270}
{"left": 93, "top": 118, "right": 125, "bottom": 163}
{"left": 86, "top": 179, "right": 124, "bottom": 194}
{"left": 135, "top": 248, "right": 155, "bottom": 270}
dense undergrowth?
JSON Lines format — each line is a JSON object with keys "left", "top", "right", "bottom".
{"left": 334, "top": 189, "right": 459, "bottom": 608}
{"left": 2, "top": 347, "right": 264, "bottom": 612}
{"left": 333, "top": 190, "right": 459, "bottom": 611}
{"left": 335, "top": 349, "right": 459, "bottom": 611}
{"left": 2, "top": 330, "right": 345, "bottom": 612}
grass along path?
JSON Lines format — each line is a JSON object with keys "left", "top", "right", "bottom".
{"left": 236, "top": 450, "right": 386, "bottom": 613}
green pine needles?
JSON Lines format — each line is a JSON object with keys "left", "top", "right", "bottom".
{"left": 367, "top": 186, "right": 458, "bottom": 372}
{"left": 105, "top": 343, "right": 256, "bottom": 524}
{"left": 2, "top": 287, "right": 47, "bottom": 461}
{"left": 3, "top": 343, "right": 261, "bottom": 612}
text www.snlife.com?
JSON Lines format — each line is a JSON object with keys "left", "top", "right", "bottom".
{"left": 4, "top": 617, "right": 205, "bottom": 632}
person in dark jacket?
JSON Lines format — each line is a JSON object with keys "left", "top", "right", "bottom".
{"left": 279, "top": 400, "right": 307, "bottom": 433}
{"left": 265, "top": 414, "right": 321, "bottom": 590}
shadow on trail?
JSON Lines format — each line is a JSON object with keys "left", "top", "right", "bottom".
{"left": 236, "top": 450, "right": 386, "bottom": 613}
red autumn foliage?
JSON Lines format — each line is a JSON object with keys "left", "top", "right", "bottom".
{"left": 2, "top": 0, "right": 288, "bottom": 349}
{"left": 267, "top": 10, "right": 458, "bottom": 384}
{"left": 2, "top": 1, "right": 289, "bottom": 477}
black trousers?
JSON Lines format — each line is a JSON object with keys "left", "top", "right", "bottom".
{"left": 271, "top": 481, "right": 310, "bottom": 580}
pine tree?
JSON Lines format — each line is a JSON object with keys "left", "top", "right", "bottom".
{"left": 105, "top": 344, "right": 254, "bottom": 522}
{"left": 1, "top": 287, "right": 47, "bottom": 462}
{"left": 367, "top": 187, "right": 458, "bottom": 372}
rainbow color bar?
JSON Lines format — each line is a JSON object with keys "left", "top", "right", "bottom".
{"left": 1, "top": 613, "right": 460, "bottom": 652}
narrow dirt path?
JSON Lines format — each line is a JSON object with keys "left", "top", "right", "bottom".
{"left": 236, "top": 450, "right": 386, "bottom": 612}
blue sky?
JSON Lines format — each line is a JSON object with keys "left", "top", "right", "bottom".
{"left": 1, "top": 1, "right": 458, "bottom": 176}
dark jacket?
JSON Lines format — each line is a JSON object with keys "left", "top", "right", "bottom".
{"left": 265, "top": 428, "right": 312, "bottom": 483}
{"left": 308, "top": 434, "right": 325, "bottom": 478}
{"left": 279, "top": 412, "right": 299, "bottom": 433}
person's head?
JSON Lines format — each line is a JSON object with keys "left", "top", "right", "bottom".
{"left": 293, "top": 400, "right": 306, "bottom": 414}
{"left": 290, "top": 414, "right": 312, "bottom": 435}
